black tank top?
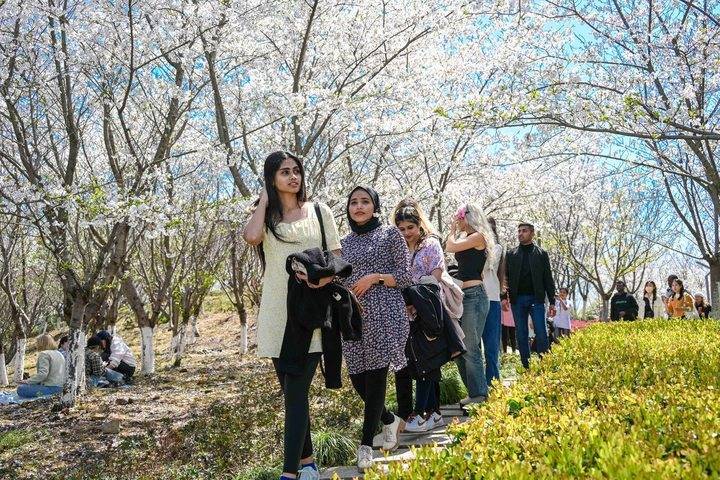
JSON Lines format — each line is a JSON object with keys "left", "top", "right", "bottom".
{"left": 454, "top": 248, "right": 487, "bottom": 281}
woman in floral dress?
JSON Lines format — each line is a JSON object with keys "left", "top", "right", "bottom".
{"left": 393, "top": 199, "right": 447, "bottom": 433}
{"left": 341, "top": 186, "right": 411, "bottom": 471}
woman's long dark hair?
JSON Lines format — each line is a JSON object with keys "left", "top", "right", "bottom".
{"left": 257, "top": 151, "right": 307, "bottom": 270}
{"left": 645, "top": 280, "right": 657, "bottom": 302}
{"left": 671, "top": 279, "right": 686, "bottom": 300}
{"left": 394, "top": 206, "right": 428, "bottom": 245}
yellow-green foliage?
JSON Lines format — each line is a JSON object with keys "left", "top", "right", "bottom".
{"left": 370, "top": 319, "right": 720, "bottom": 479}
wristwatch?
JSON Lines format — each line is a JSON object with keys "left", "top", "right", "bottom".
{"left": 377, "top": 275, "right": 385, "bottom": 286}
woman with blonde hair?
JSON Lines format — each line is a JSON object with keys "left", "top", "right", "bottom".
{"left": 446, "top": 202, "right": 495, "bottom": 405}
{"left": 17, "top": 334, "right": 66, "bottom": 398}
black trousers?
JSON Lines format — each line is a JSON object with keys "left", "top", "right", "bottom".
{"left": 350, "top": 366, "right": 395, "bottom": 446}
{"left": 502, "top": 325, "right": 517, "bottom": 353}
{"left": 273, "top": 354, "right": 320, "bottom": 473}
{"left": 395, "top": 368, "right": 442, "bottom": 419}
{"left": 113, "top": 361, "right": 135, "bottom": 381}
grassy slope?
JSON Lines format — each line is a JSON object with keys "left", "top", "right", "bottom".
{"left": 0, "top": 293, "right": 487, "bottom": 479}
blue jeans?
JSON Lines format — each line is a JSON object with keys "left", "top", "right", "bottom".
{"left": 455, "top": 285, "right": 489, "bottom": 397}
{"left": 104, "top": 369, "right": 126, "bottom": 384}
{"left": 511, "top": 294, "right": 549, "bottom": 368}
{"left": 17, "top": 384, "right": 62, "bottom": 398}
{"left": 414, "top": 379, "right": 435, "bottom": 414}
{"left": 88, "top": 369, "right": 126, "bottom": 388}
{"left": 483, "top": 300, "right": 502, "bottom": 384}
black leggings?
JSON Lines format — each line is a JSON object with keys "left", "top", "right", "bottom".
{"left": 273, "top": 354, "right": 320, "bottom": 474}
{"left": 394, "top": 367, "right": 413, "bottom": 420}
{"left": 502, "top": 325, "right": 517, "bottom": 353}
{"left": 350, "top": 366, "right": 395, "bottom": 446}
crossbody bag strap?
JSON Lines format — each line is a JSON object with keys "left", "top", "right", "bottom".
{"left": 314, "top": 203, "right": 327, "bottom": 251}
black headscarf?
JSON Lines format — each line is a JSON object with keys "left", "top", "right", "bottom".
{"left": 346, "top": 186, "right": 382, "bottom": 234}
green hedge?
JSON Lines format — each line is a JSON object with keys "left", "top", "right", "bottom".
{"left": 369, "top": 319, "right": 720, "bottom": 479}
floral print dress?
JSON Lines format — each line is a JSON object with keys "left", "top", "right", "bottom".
{"left": 341, "top": 225, "right": 411, "bottom": 375}
{"left": 410, "top": 236, "right": 445, "bottom": 282}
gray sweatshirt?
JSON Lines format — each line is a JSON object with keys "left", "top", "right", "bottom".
{"left": 26, "top": 350, "right": 66, "bottom": 386}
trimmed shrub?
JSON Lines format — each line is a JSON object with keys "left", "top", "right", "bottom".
{"left": 311, "top": 429, "right": 357, "bottom": 467}
{"left": 369, "top": 319, "right": 720, "bottom": 479}
{"left": 438, "top": 363, "right": 467, "bottom": 405}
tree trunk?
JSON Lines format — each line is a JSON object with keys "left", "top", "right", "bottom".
{"left": 170, "top": 326, "right": 187, "bottom": 368}
{"left": 60, "top": 299, "right": 87, "bottom": 408}
{"left": 0, "top": 340, "right": 8, "bottom": 387}
{"left": 187, "top": 314, "right": 199, "bottom": 345}
{"left": 710, "top": 261, "right": 720, "bottom": 310}
{"left": 140, "top": 326, "right": 155, "bottom": 375}
{"left": 122, "top": 277, "right": 156, "bottom": 374}
{"left": 238, "top": 303, "right": 248, "bottom": 355}
{"left": 600, "top": 296, "right": 610, "bottom": 322}
{"left": 12, "top": 337, "right": 26, "bottom": 384}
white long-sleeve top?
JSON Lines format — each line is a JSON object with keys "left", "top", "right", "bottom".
{"left": 107, "top": 334, "right": 137, "bottom": 369}
{"left": 483, "top": 244, "right": 504, "bottom": 302}
{"left": 553, "top": 298, "right": 573, "bottom": 329}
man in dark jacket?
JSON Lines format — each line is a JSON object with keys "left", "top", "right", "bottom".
{"left": 504, "top": 223, "right": 556, "bottom": 369}
{"left": 610, "top": 280, "right": 639, "bottom": 321}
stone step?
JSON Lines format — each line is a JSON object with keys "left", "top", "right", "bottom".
{"left": 320, "top": 411, "right": 468, "bottom": 480}
{"left": 371, "top": 415, "right": 467, "bottom": 448}
{"left": 320, "top": 448, "right": 443, "bottom": 479}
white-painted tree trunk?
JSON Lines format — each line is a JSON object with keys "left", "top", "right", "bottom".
{"left": 187, "top": 315, "right": 199, "bottom": 345}
{"left": 0, "top": 353, "right": 8, "bottom": 386}
{"left": 12, "top": 338, "right": 27, "bottom": 384}
{"left": 140, "top": 326, "right": 155, "bottom": 375}
{"left": 170, "top": 325, "right": 188, "bottom": 367}
{"left": 239, "top": 322, "right": 248, "bottom": 355}
{"left": 60, "top": 330, "right": 86, "bottom": 407}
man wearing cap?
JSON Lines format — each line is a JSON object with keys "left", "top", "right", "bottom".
{"left": 504, "top": 223, "right": 556, "bottom": 369}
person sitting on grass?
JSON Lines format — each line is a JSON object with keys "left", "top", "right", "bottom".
{"left": 694, "top": 294, "right": 712, "bottom": 319}
{"left": 58, "top": 335, "right": 70, "bottom": 364}
{"left": 666, "top": 278, "right": 694, "bottom": 319}
{"left": 610, "top": 280, "right": 638, "bottom": 321}
{"left": 86, "top": 336, "right": 126, "bottom": 387}
{"left": 95, "top": 330, "right": 137, "bottom": 382}
{"left": 17, "top": 334, "right": 66, "bottom": 398}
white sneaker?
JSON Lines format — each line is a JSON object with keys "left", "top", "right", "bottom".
{"left": 357, "top": 445, "right": 373, "bottom": 471}
{"left": 403, "top": 413, "right": 429, "bottom": 433}
{"left": 298, "top": 465, "right": 319, "bottom": 480}
{"left": 423, "top": 414, "right": 436, "bottom": 431}
{"left": 382, "top": 414, "right": 405, "bottom": 452}
{"left": 430, "top": 411, "right": 445, "bottom": 428}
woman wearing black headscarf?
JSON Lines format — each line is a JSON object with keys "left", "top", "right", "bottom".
{"left": 340, "top": 186, "right": 412, "bottom": 471}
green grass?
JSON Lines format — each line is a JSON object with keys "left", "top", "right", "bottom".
{"left": 311, "top": 429, "right": 357, "bottom": 467}
{"left": 0, "top": 429, "right": 35, "bottom": 452}
{"left": 203, "top": 291, "right": 236, "bottom": 315}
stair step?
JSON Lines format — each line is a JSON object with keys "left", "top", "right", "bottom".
{"left": 319, "top": 448, "right": 443, "bottom": 479}
{"left": 320, "top": 412, "right": 469, "bottom": 479}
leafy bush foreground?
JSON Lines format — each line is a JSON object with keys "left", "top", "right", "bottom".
{"left": 371, "top": 319, "right": 720, "bottom": 480}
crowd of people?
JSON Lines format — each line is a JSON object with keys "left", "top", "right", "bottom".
{"left": 611, "top": 275, "right": 712, "bottom": 321}
{"left": 245, "top": 151, "right": 611, "bottom": 480}
{"left": 12, "top": 330, "right": 136, "bottom": 400}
